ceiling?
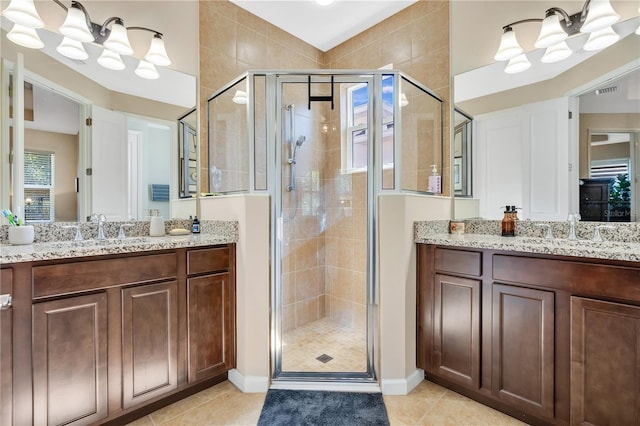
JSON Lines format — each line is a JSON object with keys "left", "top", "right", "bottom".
{"left": 229, "top": 0, "right": 418, "bottom": 52}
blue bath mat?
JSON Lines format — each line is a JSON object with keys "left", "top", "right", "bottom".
{"left": 257, "top": 389, "right": 390, "bottom": 426}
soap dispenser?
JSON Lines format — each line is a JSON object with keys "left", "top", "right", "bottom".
{"left": 501, "top": 206, "right": 515, "bottom": 237}
{"left": 428, "top": 164, "right": 441, "bottom": 194}
{"left": 149, "top": 209, "right": 165, "bottom": 237}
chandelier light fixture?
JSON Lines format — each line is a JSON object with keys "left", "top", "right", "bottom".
{"left": 493, "top": 0, "right": 633, "bottom": 73}
{"left": 2, "top": 0, "right": 171, "bottom": 80}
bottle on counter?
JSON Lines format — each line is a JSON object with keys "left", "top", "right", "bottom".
{"left": 191, "top": 216, "right": 200, "bottom": 234}
{"left": 149, "top": 209, "right": 165, "bottom": 237}
{"left": 501, "top": 206, "right": 515, "bottom": 237}
{"left": 428, "top": 164, "right": 441, "bottom": 194}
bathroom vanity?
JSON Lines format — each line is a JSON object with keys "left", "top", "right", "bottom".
{"left": 416, "top": 222, "right": 640, "bottom": 426}
{"left": 0, "top": 232, "right": 237, "bottom": 425}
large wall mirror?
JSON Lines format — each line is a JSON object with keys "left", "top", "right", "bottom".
{"left": 1, "top": 1, "right": 198, "bottom": 223}
{"left": 452, "top": 1, "right": 640, "bottom": 222}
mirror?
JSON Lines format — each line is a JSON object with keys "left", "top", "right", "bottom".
{"left": 453, "top": 109, "right": 472, "bottom": 197}
{"left": 178, "top": 108, "right": 198, "bottom": 198}
{"left": 1, "top": 23, "right": 197, "bottom": 222}
{"left": 452, "top": 2, "right": 640, "bottom": 222}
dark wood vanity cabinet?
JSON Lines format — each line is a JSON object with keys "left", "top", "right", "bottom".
{"left": 0, "top": 268, "right": 13, "bottom": 426}
{"left": 1, "top": 244, "right": 236, "bottom": 425}
{"left": 417, "top": 244, "right": 640, "bottom": 426}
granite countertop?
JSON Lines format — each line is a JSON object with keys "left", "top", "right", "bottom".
{"left": 0, "top": 220, "right": 239, "bottom": 264}
{"left": 415, "top": 220, "right": 640, "bottom": 263}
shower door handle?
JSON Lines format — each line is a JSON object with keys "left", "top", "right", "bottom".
{"left": 277, "top": 217, "right": 284, "bottom": 242}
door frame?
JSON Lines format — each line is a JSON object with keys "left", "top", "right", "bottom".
{"left": 270, "top": 72, "right": 380, "bottom": 385}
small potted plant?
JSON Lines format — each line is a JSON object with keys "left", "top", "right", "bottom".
{"left": 2, "top": 209, "right": 34, "bottom": 245}
{"left": 608, "top": 173, "right": 631, "bottom": 222}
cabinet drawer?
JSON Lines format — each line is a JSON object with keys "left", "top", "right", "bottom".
{"left": 434, "top": 248, "right": 482, "bottom": 276}
{"left": 32, "top": 253, "right": 177, "bottom": 299}
{"left": 187, "top": 247, "right": 229, "bottom": 276}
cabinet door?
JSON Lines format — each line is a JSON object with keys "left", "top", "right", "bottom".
{"left": 122, "top": 281, "right": 178, "bottom": 409}
{"left": 33, "top": 293, "right": 108, "bottom": 426}
{"left": 0, "top": 268, "right": 12, "bottom": 425}
{"left": 571, "top": 297, "right": 640, "bottom": 426}
{"left": 188, "top": 273, "right": 234, "bottom": 382}
{"left": 432, "top": 274, "right": 481, "bottom": 388}
{"left": 492, "top": 284, "right": 554, "bottom": 419}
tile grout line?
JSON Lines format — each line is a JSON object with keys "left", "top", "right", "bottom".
{"left": 414, "top": 389, "right": 448, "bottom": 425}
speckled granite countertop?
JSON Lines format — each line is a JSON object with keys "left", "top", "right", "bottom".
{"left": 415, "top": 220, "right": 640, "bottom": 263}
{"left": 0, "top": 220, "right": 238, "bottom": 264}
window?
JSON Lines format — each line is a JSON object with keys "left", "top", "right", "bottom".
{"left": 24, "top": 151, "right": 55, "bottom": 222}
{"left": 343, "top": 75, "right": 395, "bottom": 173}
{"left": 590, "top": 159, "right": 629, "bottom": 179}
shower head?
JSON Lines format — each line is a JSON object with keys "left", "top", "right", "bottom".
{"left": 295, "top": 135, "right": 306, "bottom": 147}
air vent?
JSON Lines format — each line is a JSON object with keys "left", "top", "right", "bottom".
{"left": 595, "top": 86, "right": 617, "bottom": 95}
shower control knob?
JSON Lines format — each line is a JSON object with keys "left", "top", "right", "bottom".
{"left": 288, "top": 159, "right": 296, "bottom": 164}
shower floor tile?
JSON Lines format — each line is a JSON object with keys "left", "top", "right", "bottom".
{"left": 282, "top": 317, "right": 367, "bottom": 372}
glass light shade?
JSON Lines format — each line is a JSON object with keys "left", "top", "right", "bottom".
{"left": 59, "top": 5, "right": 94, "bottom": 43}
{"left": 583, "top": 26, "right": 620, "bottom": 51}
{"left": 103, "top": 22, "right": 133, "bottom": 56}
{"left": 541, "top": 41, "right": 572, "bottom": 63}
{"left": 2, "top": 0, "right": 44, "bottom": 28}
{"left": 97, "top": 49, "right": 125, "bottom": 70}
{"left": 504, "top": 54, "right": 531, "bottom": 74}
{"left": 232, "top": 90, "right": 248, "bottom": 104}
{"left": 56, "top": 37, "right": 89, "bottom": 60}
{"left": 6, "top": 24, "right": 43, "bottom": 49}
{"left": 144, "top": 35, "right": 171, "bottom": 66}
{"left": 636, "top": 8, "right": 640, "bottom": 35}
{"left": 535, "top": 14, "right": 568, "bottom": 48}
{"left": 400, "top": 92, "right": 409, "bottom": 107}
{"left": 135, "top": 60, "right": 159, "bottom": 79}
{"left": 494, "top": 28, "right": 523, "bottom": 61}
{"left": 580, "top": 0, "right": 620, "bottom": 33}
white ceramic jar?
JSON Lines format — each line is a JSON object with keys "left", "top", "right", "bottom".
{"left": 8, "top": 225, "right": 34, "bottom": 245}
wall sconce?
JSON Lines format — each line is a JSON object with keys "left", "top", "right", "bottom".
{"left": 493, "top": 0, "right": 634, "bottom": 73}
{"left": 2, "top": 0, "right": 171, "bottom": 79}
{"left": 232, "top": 90, "right": 248, "bottom": 105}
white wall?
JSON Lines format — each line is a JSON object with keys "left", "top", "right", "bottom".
{"left": 378, "top": 194, "right": 451, "bottom": 394}
{"left": 200, "top": 194, "right": 271, "bottom": 393}
{"left": 474, "top": 97, "right": 570, "bottom": 221}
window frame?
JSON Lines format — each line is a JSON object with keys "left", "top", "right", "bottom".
{"left": 23, "top": 150, "right": 55, "bottom": 222}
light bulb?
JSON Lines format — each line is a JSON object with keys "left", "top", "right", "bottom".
{"left": 144, "top": 35, "right": 171, "bottom": 66}
{"left": 97, "top": 49, "right": 126, "bottom": 70}
{"left": 6, "top": 23, "right": 44, "bottom": 49}
{"left": 59, "top": 4, "right": 94, "bottom": 43}
{"left": 583, "top": 26, "right": 620, "bottom": 51}
{"left": 56, "top": 37, "right": 89, "bottom": 60}
{"left": 2, "top": 0, "right": 44, "bottom": 28}
{"left": 504, "top": 54, "right": 531, "bottom": 74}
{"left": 541, "top": 41, "right": 572, "bottom": 63}
{"left": 494, "top": 28, "right": 523, "bottom": 61}
{"left": 135, "top": 60, "right": 159, "bottom": 79}
{"left": 104, "top": 21, "right": 133, "bottom": 56}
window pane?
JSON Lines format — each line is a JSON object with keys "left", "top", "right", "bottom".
{"left": 352, "top": 129, "right": 368, "bottom": 169}
{"left": 24, "top": 188, "right": 52, "bottom": 221}
{"left": 24, "top": 151, "right": 53, "bottom": 186}
{"left": 351, "top": 85, "right": 368, "bottom": 127}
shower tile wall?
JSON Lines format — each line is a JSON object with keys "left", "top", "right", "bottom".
{"left": 198, "top": 0, "right": 451, "bottom": 337}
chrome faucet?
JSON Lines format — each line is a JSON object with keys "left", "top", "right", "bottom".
{"left": 90, "top": 214, "right": 107, "bottom": 240}
{"left": 63, "top": 223, "right": 84, "bottom": 241}
{"left": 535, "top": 223, "right": 554, "bottom": 239}
{"left": 567, "top": 213, "right": 581, "bottom": 240}
{"left": 593, "top": 225, "right": 615, "bottom": 242}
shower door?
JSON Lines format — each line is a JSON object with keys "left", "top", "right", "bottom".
{"left": 272, "top": 73, "right": 378, "bottom": 382}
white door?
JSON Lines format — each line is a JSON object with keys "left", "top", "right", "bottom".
{"left": 91, "top": 106, "right": 128, "bottom": 221}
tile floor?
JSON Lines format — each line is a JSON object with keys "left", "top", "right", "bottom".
{"left": 282, "top": 317, "right": 367, "bottom": 372}
{"left": 127, "top": 379, "right": 528, "bottom": 425}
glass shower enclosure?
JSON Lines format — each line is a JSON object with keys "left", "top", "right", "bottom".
{"left": 207, "top": 70, "right": 444, "bottom": 385}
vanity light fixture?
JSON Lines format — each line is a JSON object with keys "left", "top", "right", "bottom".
{"left": 2, "top": 0, "right": 172, "bottom": 79}
{"left": 494, "top": 0, "right": 626, "bottom": 73}
{"left": 232, "top": 90, "right": 248, "bottom": 104}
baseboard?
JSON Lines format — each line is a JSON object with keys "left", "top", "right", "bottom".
{"left": 381, "top": 368, "right": 424, "bottom": 395}
{"left": 270, "top": 381, "right": 381, "bottom": 393}
{"left": 228, "top": 369, "right": 270, "bottom": 393}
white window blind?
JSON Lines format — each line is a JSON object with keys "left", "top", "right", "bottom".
{"left": 24, "top": 151, "right": 55, "bottom": 222}
{"left": 590, "top": 159, "right": 629, "bottom": 179}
